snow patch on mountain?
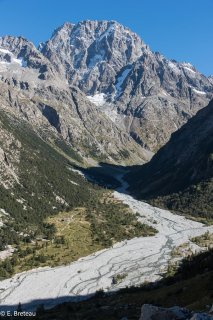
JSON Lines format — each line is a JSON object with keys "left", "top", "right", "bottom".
{"left": 161, "top": 90, "right": 170, "bottom": 97}
{"left": 0, "top": 48, "right": 12, "bottom": 55}
{"left": 180, "top": 62, "right": 197, "bottom": 74}
{"left": 182, "top": 62, "right": 194, "bottom": 68}
{"left": 99, "top": 24, "right": 115, "bottom": 42}
{"left": 87, "top": 93, "right": 106, "bottom": 106}
{"left": 183, "top": 66, "right": 196, "bottom": 74}
{"left": 0, "top": 47, "right": 27, "bottom": 68}
{"left": 193, "top": 88, "right": 206, "bottom": 95}
{"left": 167, "top": 61, "right": 180, "bottom": 74}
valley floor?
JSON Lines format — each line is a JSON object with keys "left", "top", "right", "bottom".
{"left": 0, "top": 170, "right": 213, "bottom": 311}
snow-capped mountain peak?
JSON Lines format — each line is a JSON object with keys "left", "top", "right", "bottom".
{"left": 0, "top": 20, "right": 213, "bottom": 154}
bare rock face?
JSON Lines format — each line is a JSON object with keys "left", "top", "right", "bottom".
{"left": 0, "top": 36, "right": 149, "bottom": 164}
{"left": 40, "top": 21, "right": 146, "bottom": 94}
{"left": 0, "top": 20, "right": 213, "bottom": 164}
{"left": 0, "top": 36, "right": 59, "bottom": 81}
{"left": 40, "top": 20, "right": 213, "bottom": 151}
{"left": 113, "top": 55, "right": 213, "bottom": 150}
{"left": 208, "top": 76, "right": 213, "bottom": 85}
{"left": 139, "top": 304, "right": 213, "bottom": 320}
{"left": 0, "top": 119, "right": 21, "bottom": 188}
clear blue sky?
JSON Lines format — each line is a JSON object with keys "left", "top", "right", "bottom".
{"left": 0, "top": 0, "right": 212, "bottom": 75}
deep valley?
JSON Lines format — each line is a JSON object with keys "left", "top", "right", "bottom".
{"left": 0, "top": 17, "right": 212, "bottom": 320}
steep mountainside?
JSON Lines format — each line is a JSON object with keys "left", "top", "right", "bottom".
{"left": 0, "top": 108, "right": 155, "bottom": 277}
{"left": 0, "top": 21, "right": 213, "bottom": 158}
{"left": 1, "top": 20, "right": 213, "bottom": 220}
{"left": 0, "top": 36, "right": 149, "bottom": 164}
{"left": 127, "top": 99, "right": 213, "bottom": 220}
{"left": 0, "top": 19, "right": 212, "bottom": 317}
{"left": 0, "top": 107, "right": 87, "bottom": 248}
{"left": 41, "top": 20, "right": 213, "bottom": 151}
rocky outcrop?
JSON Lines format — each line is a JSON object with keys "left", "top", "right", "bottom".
{"left": 0, "top": 36, "right": 58, "bottom": 81}
{"left": 139, "top": 304, "right": 213, "bottom": 320}
{"left": 208, "top": 76, "right": 213, "bottom": 84}
{"left": 0, "top": 120, "right": 21, "bottom": 189}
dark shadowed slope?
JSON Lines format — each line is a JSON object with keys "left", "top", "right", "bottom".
{"left": 127, "top": 99, "right": 213, "bottom": 220}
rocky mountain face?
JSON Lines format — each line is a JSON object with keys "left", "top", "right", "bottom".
{"left": 209, "top": 75, "right": 213, "bottom": 84}
{"left": 0, "top": 118, "right": 21, "bottom": 189}
{"left": 127, "top": 99, "right": 213, "bottom": 219}
{"left": 0, "top": 35, "right": 149, "bottom": 165}
{"left": 41, "top": 20, "right": 213, "bottom": 151}
{"left": 0, "top": 20, "right": 213, "bottom": 317}
{"left": 0, "top": 28, "right": 154, "bottom": 253}
{"left": 40, "top": 21, "right": 146, "bottom": 92}
{"left": 0, "top": 20, "right": 213, "bottom": 166}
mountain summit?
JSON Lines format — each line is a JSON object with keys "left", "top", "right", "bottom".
{"left": 40, "top": 20, "right": 213, "bottom": 151}
{"left": 0, "top": 20, "right": 212, "bottom": 162}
